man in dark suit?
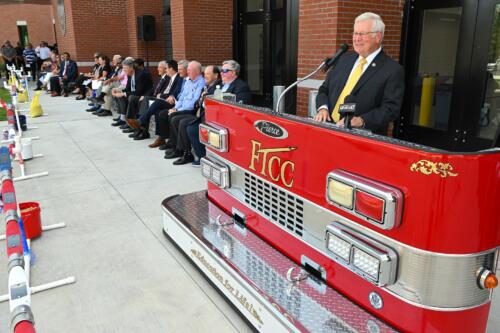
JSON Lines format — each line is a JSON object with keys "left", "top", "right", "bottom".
{"left": 136, "top": 60, "right": 186, "bottom": 146}
{"left": 111, "top": 57, "right": 153, "bottom": 125}
{"left": 50, "top": 52, "right": 78, "bottom": 97}
{"left": 220, "top": 60, "right": 252, "bottom": 104}
{"left": 124, "top": 61, "right": 170, "bottom": 137}
{"left": 315, "top": 12, "right": 404, "bottom": 135}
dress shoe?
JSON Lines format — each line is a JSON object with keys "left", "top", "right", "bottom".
{"left": 133, "top": 130, "right": 150, "bottom": 140}
{"left": 111, "top": 120, "right": 126, "bottom": 127}
{"left": 87, "top": 106, "right": 99, "bottom": 112}
{"left": 128, "top": 131, "right": 139, "bottom": 138}
{"left": 191, "top": 159, "right": 201, "bottom": 167}
{"left": 76, "top": 95, "right": 85, "bottom": 100}
{"left": 164, "top": 148, "right": 175, "bottom": 155}
{"left": 34, "top": 87, "right": 42, "bottom": 91}
{"left": 51, "top": 91, "right": 60, "bottom": 97}
{"left": 63, "top": 92, "right": 69, "bottom": 97}
{"left": 148, "top": 137, "right": 165, "bottom": 148}
{"left": 123, "top": 128, "right": 135, "bottom": 133}
{"left": 92, "top": 108, "right": 103, "bottom": 115}
{"left": 113, "top": 116, "right": 121, "bottom": 122}
{"left": 119, "top": 124, "right": 130, "bottom": 130}
{"left": 173, "top": 151, "right": 195, "bottom": 165}
{"left": 164, "top": 149, "right": 182, "bottom": 159}
{"left": 159, "top": 143, "right": 174, "bottom": 151}
{"left": 127, "top": 118, "right": 141, "bottom": 130}
{"left": 97, "top": 109, "right": 112, "bottom": 117}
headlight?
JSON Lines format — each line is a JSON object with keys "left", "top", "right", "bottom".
{"left": 326, "top": 222, "right": 398, "bottom": 286}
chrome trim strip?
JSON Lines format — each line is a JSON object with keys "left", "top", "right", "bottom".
{"left": 207, "top": 151, "right": 498, "bottom": 309}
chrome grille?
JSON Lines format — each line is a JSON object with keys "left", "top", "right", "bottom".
{"left": 244, "top": 172, "right": 304, "bottom": 237}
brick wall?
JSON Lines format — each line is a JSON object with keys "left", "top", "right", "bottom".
{"left": 171, "top": 0, "right": 233, "bottom": 66}
{"left": 50, "top": 0, "right": 166, "bottom": 63}
{"left": 0, "top": 4, "right": 55, "bottom": 47}
{"left": 296, "top": 0, "right": 404, "bottom": 116}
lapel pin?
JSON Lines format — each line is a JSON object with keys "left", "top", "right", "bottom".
{"left": 372, "top": 63, "right": 376, "bottom": 67}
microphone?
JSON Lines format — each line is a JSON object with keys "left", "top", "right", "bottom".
{"left": 323, "top": 44, "right": 349, "bottom": 72}
{"left": 339, "top": 94, "right": 356, "bottom": 129}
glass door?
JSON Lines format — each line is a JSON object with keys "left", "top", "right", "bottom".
{"left": 467, "top": 0, "right": 500, "bottom": 148}
{"left": 398, "top": 0, "right": 500, "bottom": 150}
{"left": 236, "top": 0, "right": 298, "bottom": 110}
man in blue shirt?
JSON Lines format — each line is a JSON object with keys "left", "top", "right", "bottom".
{"left": 158, "top": 61, "right": 205, "bottom": 159}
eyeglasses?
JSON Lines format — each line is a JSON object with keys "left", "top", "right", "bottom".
{"left": 352, "top": 31, "right": 378, "bottom": 38}
{"left": 221, "top": 68, "right": 234, "bottom": 73}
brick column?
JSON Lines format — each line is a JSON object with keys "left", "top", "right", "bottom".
{"left": 170, "top": 0, "right": 233, "bottom": 66}
{"left": 296, "top": 0, "right": 403, "bottom": 116}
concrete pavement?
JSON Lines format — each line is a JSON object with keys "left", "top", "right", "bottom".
{"left": 0, "top": 86, "right": 498, "bottom": 332}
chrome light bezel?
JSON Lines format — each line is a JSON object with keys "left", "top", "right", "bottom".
{"left": 325, "top": 222, "right": 398, "bottom": 286}
{"left": 199, "top": 122, "right": 229, "bottom": 153}
{"left": 200, "top": 157, "right": 230, "bottom": 189}
{"left": 326, "top": 170, "right": 403, "bottom": 230}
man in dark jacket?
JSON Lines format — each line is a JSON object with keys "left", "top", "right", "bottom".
{"left": 220, "top": 60, "right": 252, "bottom": 105}
{"left": 314, "top": 12, "right": 404, "bottom": 135}
{"left": 50, "top": 52, "right": 78, "bottom": 97}
{"left": 111, "top": 57, "right": 153, "bottom": 124}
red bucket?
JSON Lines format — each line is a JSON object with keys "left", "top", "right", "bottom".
{"left": 19, "top": 202, "right": 42, "bottom": 239}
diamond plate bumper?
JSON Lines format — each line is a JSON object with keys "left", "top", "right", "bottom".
{"left": 162, "top": 191, "right": 398, "bottom": 333}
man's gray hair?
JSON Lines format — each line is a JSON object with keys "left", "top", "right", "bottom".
{"left": 178, "top": 59, "right": 189, "bottom": 70}
{"left": 189, "top": 60, "right": 202, "bottom": 73}
{"left": 122, "top": 57, "right": 135, "bottom": 68}
{"left": 355, "top": 12, "right": 385, "bottom": 39}
{"left": 158, "top": 60, "right": 167, "bottom": 67}
{"left": 222, "top": 60, "right": 241, "bottom": 76}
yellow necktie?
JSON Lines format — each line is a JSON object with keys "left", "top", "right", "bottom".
{"left": 331, "top": 57, "right": 367, "bottom": 122}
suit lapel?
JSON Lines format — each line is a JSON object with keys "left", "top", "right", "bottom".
{"left": 351, "top": 51, "right": 387, "bottom": 95}
{"left": 332, "top": 54, "right": 357, "bottom": 102}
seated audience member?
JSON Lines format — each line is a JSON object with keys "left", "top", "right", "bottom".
{"left": 131, "top": 60, "right": 184, "bottom": 142}
{"left": 74, "top": 53, "right": 101, "bottom": 100}
{"left": 171, "top": 65, "right": 222, "bottom": 165}
{"left": 119, "top": 60, "right": 168, "bottom": 127}
{"left": 219, "top": 60, "right": 252, "bottom": 104}
{"left": 97, "top": 55, "right": 126, "bottom": 116}
{"left": 14, "top": 41, "right": 24, "bottom": 71}
{"left": 88, "top": 55, "right": 113, "bottom": 114}
{"left": 1, "top": 41, "right": 16, "bottom": 79}
{"left": 139, "top": 60, "right": 187, "bottom": 147}
{"left": 127, "top": 61, "right": 170, "bottom": 139}
{"left": 34, "top": 60, "right": 55, "bottom": 91}
{"left": 23, "top": 43, "right": 38, "bottom": 80}
{"left": 49, "top": 52, "right": 78, "bottom": 97}
{"left": 111, "top": 57, "right": 153, "bottom": 127}
{"left": 161, "top": 61, "right": 205, "bottom": 160}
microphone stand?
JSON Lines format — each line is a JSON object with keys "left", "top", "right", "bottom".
{"left": 275, "top": 60, "right": 327, "bottom": 113}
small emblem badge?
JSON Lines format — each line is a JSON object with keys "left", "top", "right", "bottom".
{"left": 254, "top": 120, "right": 288, "bottom": 139}
{"left": 372, "top": 63, "right": 376, "bottom": 67}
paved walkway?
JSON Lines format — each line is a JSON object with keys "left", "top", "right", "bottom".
{"left": 0, "top": 87, "right": 252, "bottom": 332}
{"left": 0, "top": 86, "right": 498, "bottom": 332}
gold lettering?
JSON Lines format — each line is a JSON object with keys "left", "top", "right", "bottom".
{"left": 268, "top": 156, "right": 281, "bottom": 181}
{"left": 281, "top": 161, "right": 295, "bottom": 188}
{"left": 249, "top": 140, "right": 261, "bottom": 171}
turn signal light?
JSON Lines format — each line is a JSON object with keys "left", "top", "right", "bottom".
{"left": 478, "top": 268, "right": 498, "bottom": 289}
{"left": 199, "top": 123, "right": 228, "bottom": 152}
